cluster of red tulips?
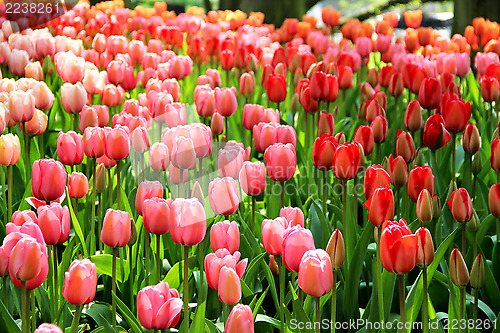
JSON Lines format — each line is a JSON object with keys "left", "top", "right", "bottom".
{"left": 0, "top": 1, "right": 499, "bottom": 332}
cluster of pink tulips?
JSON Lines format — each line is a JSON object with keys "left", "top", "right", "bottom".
{"left": 0, "top": 1, "right": 499, "bottom": 333}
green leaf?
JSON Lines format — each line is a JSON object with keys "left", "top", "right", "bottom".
{"left": 111, "top": 291, "right": 143, "bottom": 333}
{"left": 90, "top": 255, "right": 127, "bottom": 283}
{"left": 0, "top": 299, "right": 20, "bottom": 333}
{"left": 67, "top": 191, "right": 88, "bottom": 258}
{"left": 252, "top": 286, "right": 269, "bottom": 319}
{"left": 288, "top": 281, "right": 313, "bottom": 333}
{"left": 204, "top": 318, "right": 223, "bottom": 333}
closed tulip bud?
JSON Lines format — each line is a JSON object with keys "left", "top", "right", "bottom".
{"left": 408, "top": 165, "right": 434, "bottom": 202}
{"left": 143, "top": 197, "right": 171, "bottom": 235}
{"left": 364, "top": 165, "right": 390, "bottom": 199}
{"left": 312, "top": 134, "right": 338, "bottom": 171}
{"left": 266, "top": 74, "right": 287, "bottom": 103}
{"left": 191, "top": 181, "right": 204, "bottom": 206}
{"left": 448, "top": 188, "right": 474, "bottom": 223}
{"left": 338, "top": 66, "right": 353, "bottom": 90}
{"left": 404, "top": 100, "right": 423, "bottom": 132}
{"left": 470, "top": 254, "right": 485, "bottom": 289}
{"left": 239, "top": 161, "right": 266, "bottom": 196}
{"left": 171, "top": 136, "right": 196, "bottom": 170}
{"left": 8, "top": 90, "right": 35, "bottom": 123}
{"left": 218, "top": 266, "right": 242, "bottom": 305}
{"left": 489, "top": 184, "right": 500, "bottom": 217}
{"left": 34, "top": 324, "right": 63, "bottom": 333}
{"left": 210, "top": 220, "right": 240, "bottom": 254}
{"left": 371, "top": 116, "right": 388, "bottom": 143}
{"left": 131, "top": 126, "right": 150, "bottom": 153}
{"left": 32, "top": 159, "right": 67, "bottom": 202}
{"left": 471, "top": 152, "right": 481, "bottom": 176}
{"left": 57, "top": 131, "right": 84, "bottom": 166}
{"left": 462, "top": 123, "right": 481, "bottom": 154}
{"left": 104, "top": 126, "right": 130, "bottom": 161}
{"left": 209, "top": 177, "right": 240, "bottom": 216}
{"left": 492, "top": 138, "right": 500, "bottom": 172}
{"left": 388, "top": 72, "right": 404, "bottom": 97}
{"left": 298, "top": 249, "right": 334, "bottom": 297}
{"left": 353, "top": 125, "right": 374, "bottom": 156}
{"left": 332, "top": 143, "right": 360, "bottom": 180}
{"left": 239, "top": 72, "right": 255, "bottom": 97}
{"left": 101, "top": 209, "right": 131, "bottom": 248}
{"left": 282, "top": 226, "right": 315, "bottom": 272}
{"left": 83, "top": 127, "right": 105, "bottom": 158}
{"left": 380, "top": 219, "right": 418, "bottom": 274}
{"left": 0, "top": 133, "right": 21, "bottom": 166}
{"left": 9, "top": 237, "right": 46, "bottom": 282}
{"left": 416, "top": 227, "right": 434, "bottom": 267}
{"left": 432, "top": 194, "right": 441, "bottom": 219}
{"left": 61, "top": 82, "right": 87, "bottom": 114}
{"left": 169, "top": 198, "right": 206, "bottom": 246}
{"left": 149, "top": 142, "right": 170, "bottom": 172}
{"left": 310, "top": 71, "right": 329, "bottom": 101}
{"left": 224, "top": 304, "right": 254, "bottom": 333}
{"left": 367, "top": 68, "right": 378, "bottom": 87}
{"left": 364, "top": 186, "right": 394, "bottom": 227}
{"left": 318, "top": 111, "right": 335, "bottom": 136}
{"left": 137, "top": 282, "right": 183, "bottom": 330}
{"left": 264, "top": 143, "right": 297, "bottom": 181}
{"left": 418, "top": 78, "right": 442, "bottom": 110}
{"left": 450, "top": 248, "right": 469, "bottom": 287}
{"left": 387, "top": 155, "right": 408, "bottom": 188}
{"left": 62, "top": 259, "right": 97, "bottom": 305}
{"left": 68, "top": 172, "right": 89, "bottom": 199}
{"left": 480, "top": 76, "right": 499, "bottom": 102}
{"left": 467, "top": 212, "right": 480, "bottom": 233}
{"left": 395, "top": 130, "right": 416, "bottom": 163}
{"left": 416, "top": 189, "right": 433, "bottom": 224}
{"left": 95, "top": 163, "right": 106, "bottom": 193}
{"left": 326, "top": 229, "right": 345, "bottom": 269}
{"left": 36, "top": 203, "right": 70, "bottom": 245}
{"left": 215, "top": 87, "right": 237, "bottom": 117}
{"left": 135, "top": 181, "right": 163, "bottom": 216}
{"left": 211, "top": 112, "right": 224, "bottom": 136}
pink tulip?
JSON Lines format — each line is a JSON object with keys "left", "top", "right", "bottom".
{"left": 298, "top": 249, "right": 334, "bottom": 297}
{"left": 279, "top": 207, "right": 305, "bottom": 227}
{"left": 282, "top": 226, "right": 315, "bottom": 272}
{"left": 60, "top": 82, "right": 87, "bottom": 114}
{"left": 62, "top": 259, "right": 97, "bottom": 305}
{"left": 11, "top": 210, "right": 37, "bottom": 226}
{"left": 149, "top": 142, "right": 170, "bottom": 171}
{"left": 261, "top": 217, "right": 288, "bottom": 256}
{"left": 9, "top": 236, "right": 46, "bottom": 282}
{"left": 104, "top": 126, "right": 130, "bottom": 161}
{"left": 204, "top": 249, "right": 247, "bottom": 290}
{"left": 83, "top": 127, "right": 105, "bottom": 158}
{"left": 36, "top": 203, "right": 70, "bottom": 245}
{"left": 100, "top": 209, "right": 131, "bottom": 248}
{"left": 143, "top": 198, "right": 172, "bottom": 235}
{"left": 171, "top": 136, "right": 197, "bottom": 170}
{"left": 32, "top": 159, "right": 67, "bottom": 202}
{"left": 208, "top": 177, "right": 240, "bottom": 216}
{"left": 239, "top": 161, "right": 266, "bottom": 196}
{"left": 137, "top": 282, "right": 183, "bottom": 330}
{"left": 215, "top": 87, "right": 238, "bottom": 117}
{"left": 135, "top": 180, "right": 164, "bottom": 216}
{"left": 131, "top": 126, "right": 150, "bottom": 154}
{"left": 169, "top": 198, "right": 206, "bottom": 246}
{"left": 34, "top": 323, "right": 63, "bottom": 333}
{"left": 218, "top": 141, "right": 249, "bottom": 179}
{"left": 210, "top": 220, "right": 240, "bottom": 254}
{"left": 188, "top": 123, "right": 212, "bottom": 158}
{"left": 224, "top": 304, "right": 254, "bottom": 333}
{"left": 264, "top": 143, "right": 297, "bottom": 181}
{"left": 57, "top": 131, "right": 84, "bottom": 166}
{"left": 218, "top": 266, "right": 242, "bottom": 305}
{"left": 8, "top": 90, "right": 35, "bottom": 123}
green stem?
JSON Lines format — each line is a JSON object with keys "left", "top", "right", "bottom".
{"left": 322, "top": 170, "right": 327, "bottom": 215}
{"left": 251, "top": 196, "right": 256, "bottom": 234}
{"left": 280, "top": 181, "right": 285, "bottom": 208}
{"left": 422, "top": 266, "right": 429, "bottom": 333}
{"left": 331, "top": 270, "right": 337, "bottom": 333}
{"left": 459, "top": 287, "right": 465, "bottom": 333}
{"left": 145, "top": 231, "right": 150, "bottom": 286}
{"left": 116, "top": 161, "right": 121, "bottom": 209}
{"left": 279, "top": 257, "right": 285, "bottom": 333}
{"left": 7, "top": 165, "right": 12, "bottom": 224}
{"left": 22, "top": 123, "right": 29, "bottom": 181}
{"left": 183, "top": 246, "right": 190, "bottom": 333}
{"left": 462, "top": 223, "right": 467, "bottom": 258}
{"left": 473, "top": 288, "right": 479, "bottom": 329}
{"left": 223, "top": 304, "right": 228, "bottom": 325}
{"left": 395, "top": 188, "right": 400, "bottom": 220}
{"left": 225, "top": 116, "right": 229, "bottom": 139}
{"left": 315, "top": 297, "right": 320, "bottom": 333}
{"left": 39, "top": 133, "right": 44, "bottom": 158}
{"left": 53, "top": 246, "right": 58, "bottom": 314}
{"left": 2, "top": 277, "right": 7, "bottom": 310}
{"left": 30, "top": 289, "right": 35, "bottom": 330}
{"left": 21, "top": 281, "right": 27, "bottom": 333}
{"left": 90, "top": 159, "right": 97, "bottom": 255}
{"left": 377, "top": 226, "right": 386, "bottom": 332}
{"left": 108, "top": 168, "right": 112, "bottom": 209}
{"left": 398, "top": 274, "right": 406, "bottom": 331}
{"left": 452, "top": 133, "right": 457, "bottom": 181}
{"left": 112, "top": 247, "right": 117, "bottom": 331}
{"left": 71, "top": 305, "right": 82, "bottom": 333}
{"left": 98, "top": 193, "right": 103, "bottom": 253}
{"left": 49, "top": 246, "right": 55, "bottom": 321}
{"left": 156, "top": 234, "right": 161, "bottom": 283}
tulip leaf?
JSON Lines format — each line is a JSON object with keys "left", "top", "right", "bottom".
{"left": 204, "top": 318, "right": 223, "bottom": 333}
{"left": 90, "top": 254, "right": 127, "bottom": 284}
{"left": 288, "top": 281, "right": 314, "bottom": 333}
{"left": 111, "top": 290, "right": 143, "bottom": 333}
{"left": 310, "top": 200, "right": 331, "bottom": 249}
{"left": 404, "top": 228, "right": 459, "bottom": 330}
{"left": 190, "top": 291, "right": 206, "bottom": 333}
{"left": 260, "top": 258, "right": 280, "bottom": 312}
{"left": 67, "top": 192, "right": 88, "bottom": 258}
{"left": 84, "top": 303, "right": 114, "bottom": 333}
{"left": 255, "top": 314, "right": 280, "bottom": 328}
{"left": 0, "top": 299, "right": 20, "bottom": 333}
{"left": 252, "top": 285, "right": 269, "bottom": 319}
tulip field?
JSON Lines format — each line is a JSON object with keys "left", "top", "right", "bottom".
{"left": 2, "top": 0, "right": 500, "bottom": 332}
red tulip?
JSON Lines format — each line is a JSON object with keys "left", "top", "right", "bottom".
{"left": 407, "top": 165, "right": 434, "bottom": 202}
{"left": 208, "top": 177, "right": 240, "bottom": 216}
{"left": 388, "top": 72, "right": 404, "bottom": 97}
{"left": 68, "top": 172, "right": 89, "bottom": 199}
{"left": 282, "top": 226, "right": 315, "bottom": 272}
{"left": 224, "top": 304, "right": 254, "bottom": 333}
{"left": 239, "top": 72, "right": 255, "bottom": 97}
{"left": 266, "top": 74, "right": 287, "bottom": 103}
{"left": 353, "top": 125, "right": 374, "bottom": 156}
{"left": 310, "top": 71, "right": 328, "bottom": 101}
{"left": 418, "top": 77, "right": 442, "bottom": 110}
{"left": 338, "top": 65, "right": 353, "bottom": 90}
{"left": 364, "top": 165, "right": 390, "bottom": 199}
{"left": 32, "top": 159, "right": 67, "bottom": 202}
{"left": 480, "top": 76, "right": 500, "bottom": 102}
{"left": 62, "top": 259, "right": 97, "bottom": 305}
{"left": 404, "top": 100, "right": 423, "bottom": 132}
{"left": 137, "top": 282, "right": 183, "bottom": 330}
{"left": 462, "top": 123, "right": 481, "bottom": 154}
{"left": 364, "top": 186, "right": 394, "bottom": 227}
{"left": 318, "top": 111, "right": 335, "bottom": 137}
{"left": 416, "top": 189, "right": 433, "bottom": 224}
{"left": 488, "top": 184, "right": 500, "bottom": 218}
{"left": 332, "top": 143, "right": 360, "bottom": 180}
{"left": 264, "top": 143, "right": 296, "bottom": 181}
{"left": 491, "top": 138, "right": 500, "bottom": 172}
{"left": 169, "top": 198, "right": 206, "bottom": 246}
{"left": 371, "top": 116, "right": 388, "bottom": 143}
{"left": 423, "top": 114, "right": 451, "bottom": 149}
{"left": 100, "top": 209, "right": 131, "bottom": 248}
{"left": 135, "top": 180, "right": 164, "bottom": 216}
{"left": 441, "top": 99, "right": 471, "bottom": 133}
{"left": 379, "top": 66, "right": 397, "bottom": 88}
{"left": 104, "top": 126, "right": 130, "bottom": 161}
{"left": 380, "top": 219, "right": 418, "bottom": 274}
{"left": 416, "top": 227, "right": 434, "bottom": 267}
{"left": 239, "top": 161, "right": 266, "bottom": 196}
{"left": 387, "top": 155, "right": 408, "bottom": 188}
{"left": 448, "top": 188, "right": 474, "bottom": 223}
{"left": 395, "top": 130, "right": 416, "bottom": 163}
{"left": 298, "top": 249, "right": 333, "bottom": 297}
{"left": 312, "top": 134, "right": 338, "bottom": 171}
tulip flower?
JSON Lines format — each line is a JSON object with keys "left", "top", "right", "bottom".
{"left": 387, "top": 155, "right": 408, "bottom": 188}
{"left": 210, "top": 220, "right": 240, "bottom": 254}
{"left": 418, "top": 78, "right": 442, "bottom": 110}
{"left": 143, "top": 198, "right": 172, "bottom": 235}
{"left": 470, "top": 254, "right": 485, "bottom": 290}
{"left": 204, "top": 249, "right": 247, "bottom": 291}
{"left": 407, "top": 165, "right": 434, "bottom": 202}
{"left": 62, "top": 259, "right": 97, "bottom": 305}
{"left": 11, "top": 210, "right": 37, "bottom": 226}
{"left": 450, "top": 248, "right": 469, "bottom": 287}
{"left": 441, "top": 99, "right": 471, "bottom": 133}
{"left": 298, "top": 249, "right": 334, "bottom": 297}
{"left": 0, "top": 134, "right": 21, "bottom": 166}
{"left": 312, "top": 134, "right": 338, "bottom": 171}
{"left": 282, "top": 226, "right": 315, "bottom": 272}
{"left": 318, "top": 111, "right": 335, "bottom": 136}
{"left": 264, "top": 143, "right": 297, "bottom": 182}
{"left": 149, "top": 142, "right": 170, "bottom": 171}
{"left": 218, "top": 141, "right": 249, "bottom": 179}
{"left": 104, "top": 126, "right": 130, "bottom": 161}
{"left": 9, "top": 236, "right": 46, "bottom": 282}
{"left": 463, "top": 124, "right": 481, "bottom": 154}
{"left": 137, "top": 282, "right": 183, "bottom": 330}
{"left": 404, "top": 100, "right": 423, "bottom": 132}
{"left": 488, "top": 184, "right": 500, "bottom": 218}
{"left": 363, "top": 165, "right": 390, "bottom": 200}
{"left": 32, "top": 159, "right": 67, "bottom": 202}
{"left": 266, "top": 74, "right": 287, "bottom": 105}
{"left": 218, "top": 266, "right": 242, "bottom": 305}
{"left": 416, "top": 189, "right": 433, "bottom": 225}
{"left": 353, "top": 125, "right": 374, "bottom": 156}
{"left": 8, "top": 90, "right": 35, "bottom": 123}
{"left": 101, "top": 209, "right": 131, "bottom": 248}
{"left": 215, "top": 86, "right": 237, "bottom": 118}
{"left": 37, "top": 203, "right": 70, "bottom": 245}
{"left": 171, "top": 136, "right": 197, "bottom": 171}
{"left": 332, "top": 143, "right": 360, "bottom": 180}
{"left": 83, "top": 127, "right": 105, "bottom": 159}
{"left": 395, "top": 130, "right": 416, "bottom": 163}
{"left": 364, "top": 186, "right": 394, "bottom": 227}
{"left": 208, "top": 177, "right": 240, "bottom": 216}
{"left": 492, "top": 138, "right": 500, "bottom": 172}
{"left": 448, "top": 188, "right": 474, "bottom": 223}
{"left": 135, "top": 180, "right": 163, "bottom": 216}
{"left": 169, "top": 198, "right": 206, "bottom": 246}
{"left": 310, "top": 71, "right": 329, "bottom": 101}
{"left": 224, "top": 304, "right": 254, "bottom": 333}
{"left": 34, "top": 324, "right": 63, "bottom": 333}
{"left": 239, "top": 161, "right": 266, "bottom": 197}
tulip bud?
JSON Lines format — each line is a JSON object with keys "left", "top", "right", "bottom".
{"left": 95, "top": 163, "right": 106, "bottom": 193}
{"left": 404, "top": 100, "right": 423, "bottom": 132}
{"left": 318, "top": 111, "right": 335, "bottom": 136}
{"left": 269, "top": 255, "right": 279, "bottom": 275}
{"left": 463, "top": 124, "right": 481, "bottom": 154}
{"left": 448, "top": 188, "right": 473, "bottom": 223}
{"left": 416, "top": 227, "right": 434, "bottom": 267}
{"left": 68, "top": 172, "right": 89, "bottom": 199}
{"left": 416, "top": 189, "right": 433, "bottom": 224}
{"left": 128, "top": 220, "right": 137, "bottom": 246}
{"left": 431, "top": 194, "right": 441, "bottom": 219}
{"left": 371, "top": 116, "right": 388, "bottom": 143}
{"left": 387, "top": 155, "right": 408, "bottom": 188}
{"left": 211, "top": 112, "right": 224, "bottom": 136}
{"left": 395, "top": 130, "right": 416, "bottom": 163}
{"left": 472, "top": 152, "right": 482, "bottom": 176}
{"left": 470, "top": 254, "right": 485, "bottom": 289}
{"left": 450, "top": 248, "right": 469, "bottom": 287}
{"left": 191, "top": 181, "right": 204, "bottom": 206}
{"left": 467, "top": 211, "right": 480, "bottom": 233}
{"left": 325, "top": 229, "right": 345, "bottom": 269}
